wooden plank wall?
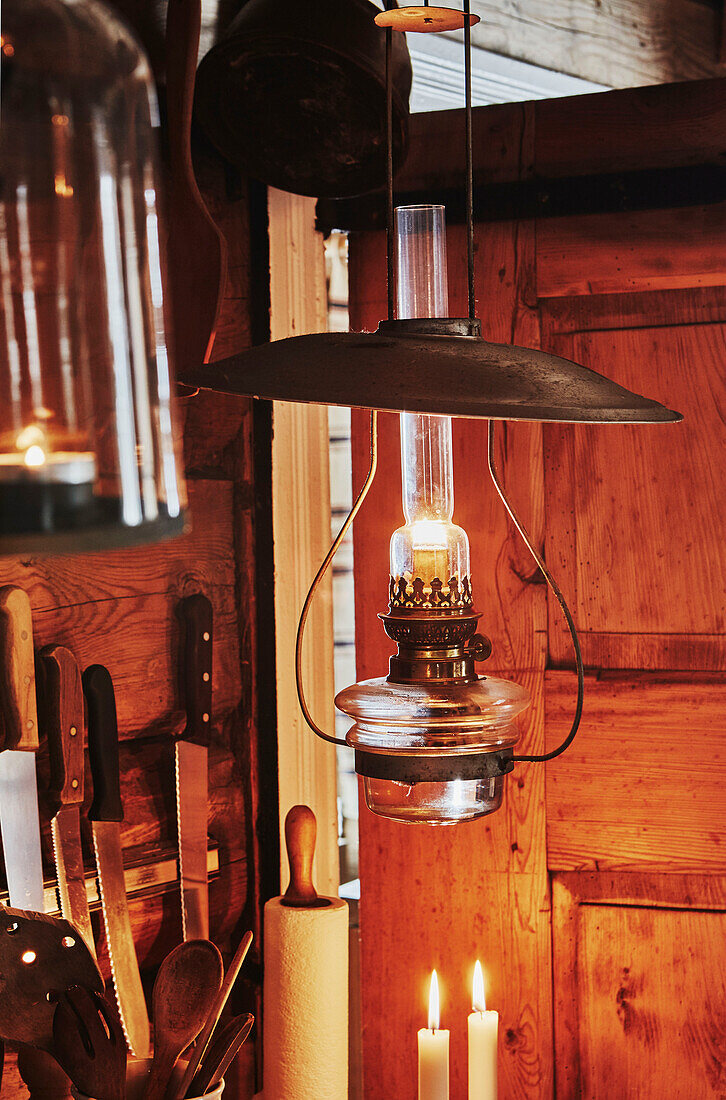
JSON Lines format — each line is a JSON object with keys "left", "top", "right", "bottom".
{"left": 0, "top": 162, "right": 265, "bottom": 1096}
{"left": 348, "top": 80, "right": 726, "bottom": 1099}
{"left": 467, "top": 0, "right": 725, "bottom": 87}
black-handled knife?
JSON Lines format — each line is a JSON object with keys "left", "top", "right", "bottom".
{"left": 83, "top": 665, "right": 150, "bottom": 1058}
{"left": 176, "top": 594, "right": 211, "bottom": 941}
{"left": 85, "top": 666, "right": 123, "bottom": 824}
{"left": 180, "top": 592, "right": 213, "bottom": 742}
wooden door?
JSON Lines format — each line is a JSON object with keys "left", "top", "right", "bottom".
{"left": 553, "top": 874, "right": 726, "bottom": 1098}
{"left": 340, "top": 78, "right": 726, "bottom": 1098}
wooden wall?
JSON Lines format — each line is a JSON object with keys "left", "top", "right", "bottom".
{"left": 467, "top": 0, "right": 726, "bottom": 87}
{"left": 0, "top": 158, "right": 267, "bottom": 1096}
{"left": 347, "top": 79, "right": 726, "bottom": 1098}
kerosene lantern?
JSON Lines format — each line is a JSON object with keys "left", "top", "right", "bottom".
{"left": 183, "top": 3, "right": 682, "bottom": 824}
{"left": 334, "top": 202, "right": 533, "bottom": 823}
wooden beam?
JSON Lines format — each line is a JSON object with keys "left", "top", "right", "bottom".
{"left": 317, "top": 80, "right": 726, "bottom": 233}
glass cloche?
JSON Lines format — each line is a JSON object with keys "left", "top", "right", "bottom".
{"left": 0, "top": 0, "right": 186, "bottom": 553}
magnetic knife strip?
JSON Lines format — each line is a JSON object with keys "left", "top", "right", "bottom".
{"left": 0, "top": 844, "right": 220, "bottom": 916}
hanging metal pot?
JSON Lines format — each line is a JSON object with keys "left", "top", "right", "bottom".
{"left": 193, "top": 0, "right": 412, "bottom": 197}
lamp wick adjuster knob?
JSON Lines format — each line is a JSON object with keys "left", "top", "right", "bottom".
{"left": 469, "top": 633, "right": 492, "bottom": 662}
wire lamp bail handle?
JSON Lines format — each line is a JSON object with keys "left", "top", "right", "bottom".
{"left": 487, "top": 421, "right": 585, "bottom": 762}
{"left": 295, "top": 410, "right": 379, "bottom": 746}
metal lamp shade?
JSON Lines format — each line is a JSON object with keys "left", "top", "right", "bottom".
{"left": 182, "top": 322, "right": 683, "bottom": 424}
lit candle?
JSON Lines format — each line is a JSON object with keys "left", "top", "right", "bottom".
{"left": 418, "top": 970, "right": 449, "bottom": 1100}
{"left": 468, "top": 960, "right": 498, "bottom": 1100}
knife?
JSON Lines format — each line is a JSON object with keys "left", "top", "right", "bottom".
{"left": 83, "top": 663, "right": 151, "bottom": 1059}
{"left": 0, "top": 586, "right": 45, "bottom": 912}
{"left": 175, "top": 593, "right": 211, "bottom": 941}
{"left": 40, "top": 644, "right": 95, "bottom": 957}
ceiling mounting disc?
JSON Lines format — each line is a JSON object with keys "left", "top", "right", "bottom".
{"left": 374, "top": 6, "right": 480, "bottom": 32}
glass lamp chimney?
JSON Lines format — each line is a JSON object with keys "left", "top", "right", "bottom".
{"left": 390, "top": 206, "right": 470, "bottom": 602}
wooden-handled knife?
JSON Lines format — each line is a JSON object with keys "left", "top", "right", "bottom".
{"left": 0, "top": 586, "right": 45, "bottom": 912}
{"left": 40, "top": 644, "right": 95, "bottom": 957}
{"left": 176, "top": 593, "right": 211, "bottom": 941}
{"left": 83, "top": 664, "right": 151, "bottom": 1059}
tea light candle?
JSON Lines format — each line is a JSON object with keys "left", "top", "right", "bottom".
{"left": 468, "top": 961, "right": 498, "bottom": 1100}
{"left": 418, "top": 970, "right": 449, "bottom": 1100}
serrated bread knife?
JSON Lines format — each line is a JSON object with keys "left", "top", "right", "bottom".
{"left": 176, "top": 593, "right": 211, "bottom": 941}
{"left": 83, "top": 663, "right": 151, "bottom": 1059}
{"left": 41, "top": 644, "right": 95, "bottom": 957}
{"left": 0, "top": 586, "right": 45, "bottom": 912}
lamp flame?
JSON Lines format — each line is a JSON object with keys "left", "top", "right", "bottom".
{"left": 428, "top": 969, "right": 440, "bottom": 1031}
{"left": 473, "top": 959, "right": 486, "bottom": 1012}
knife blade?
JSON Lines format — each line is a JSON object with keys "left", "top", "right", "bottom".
{"left": 0, "top": 586, "right": 45, "bottom": 912}
{"left": 40, "top": 644, "right": 95, "bottom": 957}
{"left": 176, "top": 593, "right": 211, "bottom": 941}
{"left": 83, "top": 663, "right": 151, "bottom": 1059}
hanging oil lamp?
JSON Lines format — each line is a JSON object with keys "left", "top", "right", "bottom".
{"left": 334, "top": 201, "right": 534, "bottom": 822}
{"left": 181, "top": 3, "right": 682, "bottom": 824}
{"left": 0, "top": 0, "right": 186, "bottom": 554}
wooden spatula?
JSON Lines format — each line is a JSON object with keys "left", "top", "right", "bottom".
{"left": 52, "top": 986, "right": 127, "bottom": 1100}
{"left": 0, "top": 908, "right": 103, "bottom": 1052}
{"left": 165, "top": 0, "right": 227, "bottom": 378}
{"left": 189, "top": 1013, "right": 254, "bottom": 1096}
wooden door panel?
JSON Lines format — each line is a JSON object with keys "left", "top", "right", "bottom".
{"left": 546, "top": 671, "right": 726, "bottom": 873}
{"left": 543, "top": 323, "right": 726, "bottom": 669}
{"left": 536, "top": 204, "right": 726, "bottom": 298}
{"left": 553, "top": 874, "right": 726, "bottom": 1098}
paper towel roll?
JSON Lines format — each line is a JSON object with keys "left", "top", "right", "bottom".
{"left": 263, "top": 895, "right": 348, "bottom": 1100}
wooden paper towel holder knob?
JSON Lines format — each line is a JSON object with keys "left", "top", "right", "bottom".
{"left": 281, "top": 805, "right": 332, "bottom": 909}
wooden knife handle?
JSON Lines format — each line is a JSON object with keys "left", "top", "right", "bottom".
{"left": 83, "top": 665, "right": 123, "bottom": 824}
{"left": 179, "top": 593, "right": 213, "bottom": 743}
{"left": 0, "top": 586, "right": 38, "bottom": 753}
{"left": 40, "top": 646, "right": 85, "bottom": 808}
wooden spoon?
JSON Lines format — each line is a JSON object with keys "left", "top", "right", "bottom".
{"left": 145, "top": 939, "right": 223, "bottom": 1100}
{"left": 53, "top": 986, "right": 127, "bottom": 1100}
{"left": 174, "top": 931, "right": 253, "bottom": 1099}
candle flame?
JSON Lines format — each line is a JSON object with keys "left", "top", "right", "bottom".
{"left": 473, "top": 959, "right": 486, "bottom": 1012}
{"left": 16, "top": 425, "right": 48, "bottom": 468}
{"left": 54, "top": 174, "right": 74, "bottom": 198}
{"left": 24, "top": 444, "right": 46, "bottom": 468}
{"left": 428, "top": 969, "right": 440, "bottom": 1031}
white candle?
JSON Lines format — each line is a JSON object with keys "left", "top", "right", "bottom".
{"left": 468, "top": 960, "right": 498, "bottom": 1100}
{"left": 418, "top": 970, "right": 449, "bottom": 1100}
